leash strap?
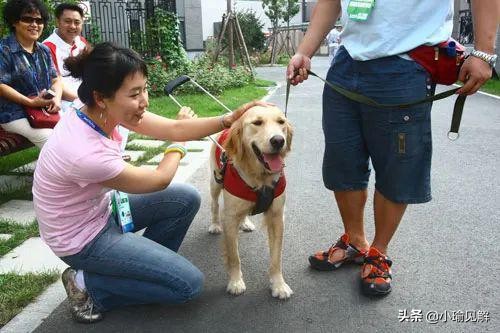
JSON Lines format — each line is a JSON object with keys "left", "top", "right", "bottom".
{"left": 448, "top": 94, "right": 466, "bottom": 140}
{"left": 285, "top": 78, "right": 291, "bottom": 117}
{"left": 285, "top": 70, "right": 467, "bottom": 137}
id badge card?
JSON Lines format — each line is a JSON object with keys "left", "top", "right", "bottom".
{"left": 111, "top": 190, "right": 135, "bottom": 233}
{"left": 347, "top": 0, "right": 375, "bottom": 22}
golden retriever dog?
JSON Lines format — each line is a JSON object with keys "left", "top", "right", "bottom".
{"left": 209, "top": 105, "right": 293, "bottom": 299}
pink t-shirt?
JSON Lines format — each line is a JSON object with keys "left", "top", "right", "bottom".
{"left": 33, "top": 111, "right": 125, "bottom": 257}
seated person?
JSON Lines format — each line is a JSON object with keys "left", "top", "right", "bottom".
{"left": 43, "top": 2, "right": 88, "bottom": 114}
{"left": 0, "top": 0, "right": 62, "bottom": 147}
{"left": 43, "top": 3, "right": 132, "bottom": 151}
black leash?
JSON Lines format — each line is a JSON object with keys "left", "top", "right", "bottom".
{"left": 285, "top": 69, "right": 466, "bottom": 139}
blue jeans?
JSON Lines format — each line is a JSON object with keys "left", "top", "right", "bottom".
{"left": 322, "top": 46, "right": 435, "bottom": 203}
{"left": 60, "top": 183, "right": 204, "bottom": 312}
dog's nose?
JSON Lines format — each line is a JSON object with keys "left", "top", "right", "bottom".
{"left": 270, "top": 135, "right": 285, "bottom": 150}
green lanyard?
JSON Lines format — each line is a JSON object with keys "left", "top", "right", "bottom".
{"left": 347, "top": 0, "right": 375, "bottom": 21}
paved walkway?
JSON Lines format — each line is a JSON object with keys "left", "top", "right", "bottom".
{"left": 2, "top": 58, "right": 500, "bottom": 332}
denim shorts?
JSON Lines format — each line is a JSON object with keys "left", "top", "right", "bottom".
{"left": 322, "top": 47, "right": 435, "bottom": 204}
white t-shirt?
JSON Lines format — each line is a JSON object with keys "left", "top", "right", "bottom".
{"left": 339, "top": 0, "right": 454, "bottom": 60}
{"left": 43, "top": 30, "right": 87, "bottom": 93}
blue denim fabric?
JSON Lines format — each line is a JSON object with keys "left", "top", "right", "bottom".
{"left": 0, "top": 34, "right": 58, "bottom": 124}
{"left": 60, "top": 183, "right": 204, "bottom": 312}
{"left": 322, "top": 46, "right": 435, "bottom": 204}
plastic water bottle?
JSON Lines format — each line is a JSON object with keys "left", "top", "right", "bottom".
{"left": 111, "top": 190, "right": 134, "bottom": 233}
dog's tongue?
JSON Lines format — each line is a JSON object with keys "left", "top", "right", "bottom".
{"left": 263, "top": 153, "right": 283, "bottom": 172}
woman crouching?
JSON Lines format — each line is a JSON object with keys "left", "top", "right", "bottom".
{"left": 32, "top": 42, "right": 264, "bottom": 323}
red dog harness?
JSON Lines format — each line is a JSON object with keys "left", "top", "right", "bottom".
{"left": 214, "top": 129, "right": 286, "bottom": 215}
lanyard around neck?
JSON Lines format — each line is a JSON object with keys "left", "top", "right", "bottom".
{"left": 22, "top": 51, "right": 50, "bottom": 93}
{"left": 76, "top": 109, "right": 109, "bottom": 138}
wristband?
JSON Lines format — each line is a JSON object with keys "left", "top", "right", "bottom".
{"left": 164, "top": 143, "right": 187, "bottom": 159}
{"left": 220, "top": 113, "right": 231, "bottom": 129}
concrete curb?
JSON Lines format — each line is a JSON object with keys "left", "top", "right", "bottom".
{"left": 0, "top": 81, "right": 280, "bottom": 333}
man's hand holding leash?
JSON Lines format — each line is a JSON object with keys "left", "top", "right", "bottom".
{"left": 287, "top": 54, "right": 312, "bottom": 86}
{"left": 456, "top": 0, "right": 498, "bottom": 95}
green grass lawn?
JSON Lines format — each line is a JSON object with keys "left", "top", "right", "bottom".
{"left": 0, "top": 147, "right": 40, "bottom": 175}
{"left": 0, "top": 219, "right": 39, "bottom": 257}
{"left": 148, "top": 82, "right": 269, "bottom": 119}
{"left": 0, "top": 183, "right": 33, "bottom": 206}
{"left": 479, "top": 78, "right": 500, "bottom": 95}
{"left": 0, "top": 219, "right": 51, "bottom": 327}
{"left": 253, "top": 78, "right": 276, "bottom": 87}
{"left": 0, "top": 271, "right": 59, "bottom": 326}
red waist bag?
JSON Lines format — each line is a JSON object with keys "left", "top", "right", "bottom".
{"left": 25, "top": 97, "right": 60, "bottom": 129}
{"left": 408, "top": 38, "right": 466, "bottom": 85}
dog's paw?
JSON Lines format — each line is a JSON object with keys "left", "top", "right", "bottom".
{"left": 271, "top": 282, "right": 293, "bottom": 300}
{"left": 226, "top": 279, "right": 246, "bottom": 296}
{"left": 240, "top": 218, "right": 255, "bottom": 232}
{"left": 208, "top": 224, "right": 223, "bottom": 234}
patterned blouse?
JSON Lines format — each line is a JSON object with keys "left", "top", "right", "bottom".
{"left": 0, "top": 33, "right": 57, "bottom": 124}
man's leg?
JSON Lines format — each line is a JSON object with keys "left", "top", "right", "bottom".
{"left": 358, "top": 54, "right": 433, "bottom": 295}
{"left": 371, "top": 190, "right": 407, "bottom": 254}
{"left": 334, "top": 190, "right": 370, "bottom": 253}
{"left": 309, "top": 189, "right": 370, "bottom": 270}
{"left": 309, "top": 46, "right": 371, "bottom": 271}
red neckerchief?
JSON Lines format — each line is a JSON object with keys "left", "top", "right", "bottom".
{"left": 215, "top": 129, "right": 286, "bottom": 203}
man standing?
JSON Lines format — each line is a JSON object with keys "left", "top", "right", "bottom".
{"left": 43, "top": 3, "right": 87, "bottom": 114}
{"left": 287, "top": 0, "right": 498, "bottom": 296}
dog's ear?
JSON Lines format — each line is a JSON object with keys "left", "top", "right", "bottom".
{"left": 285, "top": 121, "right": 293, "bottom": 153}
{"left": 224, "top": 119, "right": 244, "bottom": 160}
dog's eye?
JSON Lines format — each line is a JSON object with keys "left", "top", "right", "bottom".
{"left": 278, "top": 119, "right": 285, "bottom": 125}
{"left": 252, "top": 120, "right": 263, "bottom": 126}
